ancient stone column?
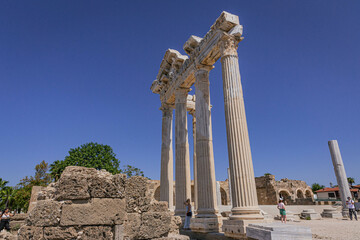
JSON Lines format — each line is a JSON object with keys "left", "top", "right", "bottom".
{"left": 194, "top": 65, "right": 219, "bottom": 218}
{"left": 328, "top": 140, "right": 351, "bottom": 216}
{"left": 189, "top": 110, "right": 198, "bottom": 211}
{"left": 174, "top": 88, "right": 192, "bottom": 216}
{"left": 160, "top": 103, "right": 174, "bottom": 209}
{"left": 220, "top": 34, "right": 263, "bottom": 221}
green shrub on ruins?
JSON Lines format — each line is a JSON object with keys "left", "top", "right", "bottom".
{"left": 50, "top": 142, "right": 144, "bottom": 180}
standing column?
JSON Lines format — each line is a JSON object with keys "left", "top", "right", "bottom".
{"left": 194, "top": 65, "right": 219, "bottom": 218}
{"left": 220, "top": 34, "right": 262, "bottom": 220}
{"left": 174, "top": 88, "right": 192, "bottom": 216}
{"left": 160, "top": 103, "right": 174, "bottom": 209}
{"left": 189, "top": 110, "right": 198, "bottom": 211}
{"left": 328, "top": 140, "right": 351, "bottom": 217}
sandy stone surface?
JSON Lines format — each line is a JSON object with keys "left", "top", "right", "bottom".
{"left": 289, "top": 218, "right": 360, "bottom": 240}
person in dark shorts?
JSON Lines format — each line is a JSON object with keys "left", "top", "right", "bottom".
{"left": 0, "top": 208, "right": 14, "bottom": 231}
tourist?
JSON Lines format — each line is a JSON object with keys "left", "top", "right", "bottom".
{"left": 183, "top": 199, "right": 192, "bottom": 230}
{"left": 277, "top": 199, "right": 286, "bottom": 223}
{"left": 0, "top": 208, "right": 14, "bottom": 231}
{"left": 346, "top": 197, "right": 358, "bottom": 221}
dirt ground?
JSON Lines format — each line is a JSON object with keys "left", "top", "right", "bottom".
{"left": 289, "top": 218, "right": 360, "bottom": 240}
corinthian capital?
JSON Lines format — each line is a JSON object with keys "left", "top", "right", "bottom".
{"left": 175, "top": 88, "right": 190, "bottom": 104}
{"left": 219, "top": 34, "right": 238, "bottom": 58}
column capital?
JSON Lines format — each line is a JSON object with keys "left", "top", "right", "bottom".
{"left": 175, "top": 87, "right": 190, "bottom": 103}
{"left": 195, "top": 63, "right": 214, "bottom": 72}
{"left": 160, "top": 102, "right": 174, "bottom": 111}
{"left": 219, "top": 34, "right": 238, "bottom": 58}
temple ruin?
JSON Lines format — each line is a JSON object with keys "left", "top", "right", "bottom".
{"left": 151, "top": 11, "right": 263, "bottom": 237}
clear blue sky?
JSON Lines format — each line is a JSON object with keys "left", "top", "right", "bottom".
{"left": 1, "top": 0, "right": 359, "bottom": 187}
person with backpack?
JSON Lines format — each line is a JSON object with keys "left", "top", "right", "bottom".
{"left": 183, "top": 199, "right": 192, "bottom": 230}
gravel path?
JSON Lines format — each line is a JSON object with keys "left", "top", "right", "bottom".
{"left": 288, "top": 218, "right": 360, "bottom": 240}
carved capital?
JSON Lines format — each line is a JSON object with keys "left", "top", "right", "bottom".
{"left": 160, "top": 102, "right": 174, "bottom": 117}
{"left": 175, "top": 88, "right": 190, "bottom": 104}
{"left": 219, "top": 34, "right": 238, "bottom": 58}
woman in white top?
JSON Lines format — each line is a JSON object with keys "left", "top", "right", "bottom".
{"left": 277, "top": 199, "right": 287, "bottom": 223}
{"left": 183, "top": 199, "right": 192, "bottom": 230}
{"left": 346, "top": 197, "right": 358, "bottom": 221}
{"left": 0, "top": 208, "right": 14, "bottom": 231}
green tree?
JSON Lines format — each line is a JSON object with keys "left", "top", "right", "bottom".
{"left": 122, "top": 165, "right": 144, "bottom": 178}
{"left": 311, "top": 183, "right": 325, "bottom": 193}
{"left": 13, "top": 161, "right": 52, "bottom": 212}
{"left": 50, "top": 142, "right": 144, "bottom": 180}
{"left": 347, "top": 177, "right": 355, "bottom": 186}
{"left": 0, "top": 187, "right": 16, "bottom": 209}
{"left": 264, "top": 173, "right": 272, "bottom": 177}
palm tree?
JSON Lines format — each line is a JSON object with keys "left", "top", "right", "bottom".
{"left": 348, "top": 177, "right": 355, "bottom": 186}
{"left": 1, "top": 187, "right": 15, "bottom": 208}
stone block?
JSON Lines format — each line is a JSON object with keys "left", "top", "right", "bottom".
{"left": 148, "top": 201, "right": 169, "bottom": 212}
{"left": 300, "top": 209, "right": 321, "bottom": 220}
{"left": 190, "top": 217, "right": 221, "bottom": 233}
{"left": 18, "top": 226, "right": 44, "bottom": 240}
{"left": 153, "top": 233, "right": 190, "bottom": 240}
{"left": 60, "top": 198, "right": 126, "bottom": 226}
{"left": 122, "top": 213, "right": 141, "bottom": 239}
{"left": 169, "top": 215, "right": 182, "bottom": 235}
{"left": 138, "top": 212, "right": 172, "bottom": 239}
{"left": 43, "top": 227, "right": 77, "bottom": 240}
{"left": 54, "top": 167, "right": 96, "bottom": 200}
{"left": 80, "top": 226, "right": 113, "bottom": 240}
{"left": 0, "top": 231, "right": 18, "bottom": 240}
{"left": 88, "top": 171, "right": 126, "bottom": 198}
{"left": 125, "top": 176, "right": 151, "bottom": 213}
{"left": 321, "top": 208, "right": 342, "bottom": 219}
{"left": 27, "top": 200, "right": 62, "bottom": 227}
{"left": 246, "top": 222, "right": 312, "bottom": 240}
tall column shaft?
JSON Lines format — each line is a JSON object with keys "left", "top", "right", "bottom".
{"left": 328, "top": 140, "right": 351, "bottom": 213}
{"left": 190, "top": 111, "right": 198, "bottom": 211}
{"left": 220, "top": 35, "right": 262, "bottom": 220}
{"left": 195, "top": 66, "right": 218, "bottom": 218}
{"left": 175, "top": 88, "right": 191, "bottom": 216}
{"left": 160, "top": 104, "right": 174, "bottom": 209}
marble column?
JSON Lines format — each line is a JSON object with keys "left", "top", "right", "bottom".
{"left": 160, "top": 103, "right": 174, "bottom": 209}
{"left": 194, "top": 65, "right": 218, "bottom": 218}
{"left": 219, "top": 35, "right": 263, "bottom": 221}
{"left": 328, "top": 140, "right": 351, "bottom": 217}
{"left": 174, "top": 88, "right": 192, "bottom": 216}
{"left": 189, "top": 110, "right": 198, "bottom": 211}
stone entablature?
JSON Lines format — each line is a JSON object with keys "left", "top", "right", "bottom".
{"left": 151, "top": 12, "right": 242, "bottom": 105}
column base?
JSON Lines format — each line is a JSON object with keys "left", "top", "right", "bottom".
{"left": 222, "top": 218, "right": 271, "bottom": 239}
{"left": 190, "top": 216, "right": 222, "bottom": 233}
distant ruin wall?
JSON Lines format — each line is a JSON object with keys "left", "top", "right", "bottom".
{"left": 255, "top": 175, "right": 314, "bottom": 205}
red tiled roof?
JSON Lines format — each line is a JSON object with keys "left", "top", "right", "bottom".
{"left": 352, "top": 185, "right": 360, "bottom": 188}
{"left": 316, "top": 187, "right": 358, "bottom": 193}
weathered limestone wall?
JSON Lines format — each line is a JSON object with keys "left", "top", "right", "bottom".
{"left": 19, "top": 167, "right": 188, "bottom": 240}
{"left": 255, "top": 175, "right": 314, "bottom": 205}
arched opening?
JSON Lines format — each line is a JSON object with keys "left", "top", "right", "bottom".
{"left": 279, "top": 190, "right": 291, "bottom": 203}
{"left": 305, "top": 189, "right": 312, "bottom": 199}
{"left": 296, "top": 189, "right": 304, "bottom": 199}
{"left": 220, "top": 187, "right": 228, "bottom": 205}
{"left": 154, "top": 186, "right": 160, "bottom": 201}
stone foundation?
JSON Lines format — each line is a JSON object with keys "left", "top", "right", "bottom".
{"left": 18, "top": 166, "right": 188, "bottom": 240}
